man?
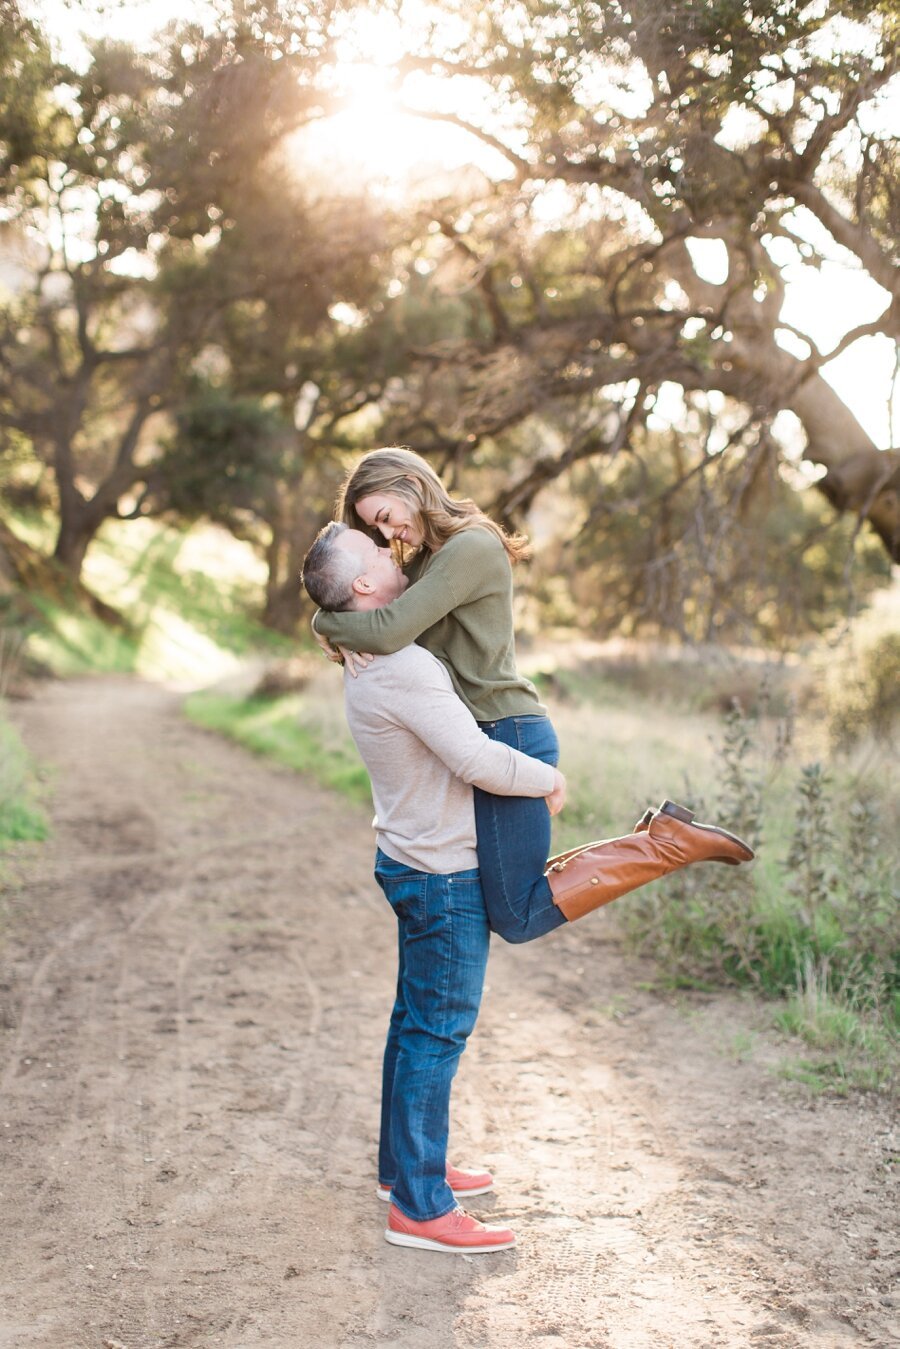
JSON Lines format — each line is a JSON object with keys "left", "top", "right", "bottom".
{"left": 301, "top": 521, "right": 566, "bottom": 1255}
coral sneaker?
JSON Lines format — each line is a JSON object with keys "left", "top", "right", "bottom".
{"left": 376, "top": 1164, "right": 494, "bottom": 1203}
{"left": 385, "top": 1204, "right": 516, "bottom": 1254}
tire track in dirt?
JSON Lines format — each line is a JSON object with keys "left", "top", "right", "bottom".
{"left": 1, "top": 675, "right": 896, "bottom": 1349}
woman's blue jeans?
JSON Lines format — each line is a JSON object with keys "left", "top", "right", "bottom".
{"left": 474, "top": 714, "right": 567, "bottom": 944}
{"left": 375, "top": 848, "right": 490, "bottom": 1222}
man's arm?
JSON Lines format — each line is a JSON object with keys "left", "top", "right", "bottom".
{"left": 394, "top": 649, "right": 559, "bottom": 800}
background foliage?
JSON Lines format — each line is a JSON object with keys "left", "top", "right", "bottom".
{"left": 0, "top": 0, "right": 897, "bottom": 1085}
{"left": 0, "top": 0, "right": 897, "bottom": 642}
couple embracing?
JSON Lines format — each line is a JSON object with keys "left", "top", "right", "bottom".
{"left": 301, "top": 447, "right": 753, "bottom": 1255}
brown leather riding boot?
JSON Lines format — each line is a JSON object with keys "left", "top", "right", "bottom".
{"left": 546, "top": 800, "right": 754, "bottom": 923}
{"left": 544, "top": 809, "right": 655, "bottom": 872}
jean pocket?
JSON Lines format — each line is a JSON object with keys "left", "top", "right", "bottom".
{"left": 375, "top": 866, "right": 428, "bottom": 934}
{"left": 447, "top": 866, "right": 481, "bottom": 884}
{"left": 512, "top": 715, "right": 559, "bottom": 764}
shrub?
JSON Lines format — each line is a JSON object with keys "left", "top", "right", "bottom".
{"left": 826, "top": 629, "right": 900, "bottom": 751}
{"left": 622, "top": 697, "right": 899, "bottom": 1046}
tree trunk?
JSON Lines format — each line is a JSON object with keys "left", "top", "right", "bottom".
{"left": 668, "top": 238, "right": 900, "bottom": 561}
{"left": 50, "top": 399, "right": 154, "bottom": 581}
{"left": 52, "top": 469, "right": 127, "bottom": 579}
{"left": 52, "top": 513, "right": 95, "bottom": 578}
{"left": 788, "top": 377, "right": 900, "bottom": 561}
{"left": 52, "top": 427, "right": 96, "bottom": 580}
{"left": 1, "top": 516, "right": 126, "bottom": 626}
{"left": 263, "top": 524, "right": 311, "bottom": 633}
{"left": 723, "top": 331, "right": 900, "bottom": 561}
{"left": 262, "top": 488, "right": 322, "bottom": 634}
{"left": 263, "top": 581, "right": 306, "bottom": 633}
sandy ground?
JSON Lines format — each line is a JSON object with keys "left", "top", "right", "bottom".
{"left": 0, "top": 675, "right": 897, "bottom": 1349}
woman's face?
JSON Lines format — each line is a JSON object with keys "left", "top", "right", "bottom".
{"left": 355, "top": 491, "right": 425, "bottom": 549}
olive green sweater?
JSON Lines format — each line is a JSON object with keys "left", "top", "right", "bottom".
{"left": 314, "top": 526, "right": 545, "bottom": 722}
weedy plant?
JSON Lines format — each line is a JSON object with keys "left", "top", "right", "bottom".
{"left": 622, "top": 691, "right": 898, "bottom": 1087}
{"left": 0, "top": 624, "right": 47, "bottom": 848}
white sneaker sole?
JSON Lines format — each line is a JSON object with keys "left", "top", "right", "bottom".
{"left": 376, "top": 1182, "right": 494, "bottom": 1202}
{"left": 384, "top": 1229, "right": 516, "bottom": 1253}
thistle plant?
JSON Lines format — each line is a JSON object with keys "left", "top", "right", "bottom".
{"left": 716, "top": 697, "right": 764, "bottom": 852}
{"left": 786, "top": 763, "right": 838, "bottom": 933}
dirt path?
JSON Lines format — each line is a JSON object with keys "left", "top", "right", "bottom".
{"left": 1, "top": 676, "right": 896, "bottom": 1349}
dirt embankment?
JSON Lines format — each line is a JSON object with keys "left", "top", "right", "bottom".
{"left": 1, "top": 677, "right": 896, "bottom": 1348}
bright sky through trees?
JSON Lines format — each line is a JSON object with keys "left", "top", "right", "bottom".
{"left": 22, "top": 0, "right": 900, "bottom": 449}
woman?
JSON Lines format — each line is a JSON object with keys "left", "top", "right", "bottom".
{"left": 312, "top": 447, "right": 753, "bottom": 942}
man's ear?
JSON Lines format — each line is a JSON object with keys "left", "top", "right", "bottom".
{"left": 351, "top": 573, "right": 375, "bottom": 595}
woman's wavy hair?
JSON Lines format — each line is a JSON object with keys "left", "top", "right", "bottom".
{"left": 335, "top": 447, "right": 530, "bottom": 564}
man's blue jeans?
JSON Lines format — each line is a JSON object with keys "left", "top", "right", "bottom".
{"left": 375, "top": 848, "right": 490, "bottom": 1222}
{"left": 474, "top": 714, "right": 568, "bottom": 944}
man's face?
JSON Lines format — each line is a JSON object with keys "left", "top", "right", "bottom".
{"left": 336, "top": 529, "right": 408, "bottom": 606}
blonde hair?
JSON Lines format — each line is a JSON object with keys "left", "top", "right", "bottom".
{"left": 336, "top": 447, "right": 530, "bottom": 564}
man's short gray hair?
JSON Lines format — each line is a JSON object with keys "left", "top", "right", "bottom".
{"left": 300, "top": 521, "right": 360, "bottom": 611}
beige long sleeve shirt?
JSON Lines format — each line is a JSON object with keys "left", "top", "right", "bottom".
{"left": 343, "top": 644, "right": 556, "bottom": 873}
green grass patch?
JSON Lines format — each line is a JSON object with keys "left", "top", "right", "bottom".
{"left": 27, "top": 595, "right": 140, "bottom": 677}
{"left": 776, "top": 1056, "right": 888, "bottom": 1096}
{"left": 184, "top": 691, "right": 372, "bottom": 804}
{"left": 776, "top": 995, "right": 894, "bottom": 1060}
{"left": 0, "top": 713, "right": 48, "bottom": 847}
{"left": 22, "top": 517, "right": 295, "bottom": 685}
{"left": 773, "top": 958, "right": 898, "bottom": 1093}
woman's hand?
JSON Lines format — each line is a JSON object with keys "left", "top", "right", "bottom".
{"left": 340, "top": 646, "right": 375, "bottom": 677}
{"left": 546, "top": 768, "right": 567, "bottom": 817}
{"left": 312, "top": 628, "right": 343, "bottom": 663}
{"left": 312, "top": 628, "right": 375, "bottom": 676}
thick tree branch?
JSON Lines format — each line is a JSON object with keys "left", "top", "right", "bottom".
{"left": 774, "top": 173, "right": 900, "bottom": 302}
{"left": 490, "top": 396, "right": 646, "bottom": 526}
{"left": 436, "top": 218, "right": 511, "bottom": 340}
{"left": 796, "top": 309, "right": 897, "bottom": 373}
{"left": 94, "top": 343, "right": 160, "bottom": 365}
{"left": 398, "top": 105, "right": 533, "bottom": 181}
{"left": 797, "top": 60, "right": 898, "bottom": 174}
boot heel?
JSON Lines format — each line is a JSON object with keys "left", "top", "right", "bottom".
{"left": 659, "top": 799, "right": 694, "bottom": 825}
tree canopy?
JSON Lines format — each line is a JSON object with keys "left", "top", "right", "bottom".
{"left": 380, "top": 0, "right": 898, "bottom": 560}
{"left": 0, "top": 1, "right": 392, "bottom": 596}
{"left": 0, "top": 0, "right": 896, "bottom": 640}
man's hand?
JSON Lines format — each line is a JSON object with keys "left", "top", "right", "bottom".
{"left": 546, "top": 768, "right": 567, "bottom": 816}
{"left": 312, "top": 628, "right": 374, "bottom": 677}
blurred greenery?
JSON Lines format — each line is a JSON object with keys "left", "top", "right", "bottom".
{"left": 0, "top": 713, "right": 47, "bottom": 848}
{"left": 184, "top": 691, "right": 372, "bottom": 804}
{"left": 2, "top": 0, "right": 898, "bottom": 1089}
{"left": 20, "top": 515, "right": 295, "bottom": 683}
{"left": 3, "top": 500, "right": 897, "bottom": 1088}
{"left": 1, "top": 0, "right": 898, "bottom": 642}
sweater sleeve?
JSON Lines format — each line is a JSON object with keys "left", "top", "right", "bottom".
{"left": 313, "top": 528, "right": 502, "bottom": 655}
{"left": 395, "top": 651, "right": 556, "bottom": 798}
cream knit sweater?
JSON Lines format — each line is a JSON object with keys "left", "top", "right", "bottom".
{"left": 344, "top": 644, "right": 556, "bottom": 873}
